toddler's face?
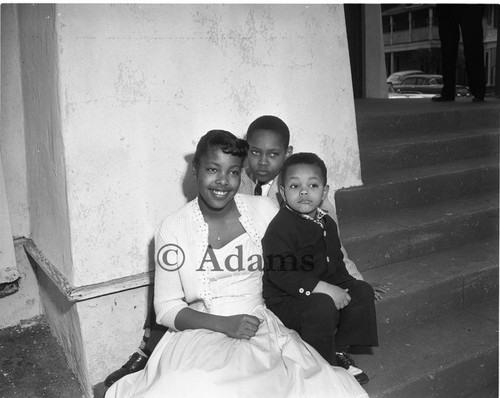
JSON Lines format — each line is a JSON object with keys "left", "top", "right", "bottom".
{"left": 280, "top": 163, "right": 328, "bottom": 217}
{"left": 247, "top": 129, "right": 291, "bottom": 184}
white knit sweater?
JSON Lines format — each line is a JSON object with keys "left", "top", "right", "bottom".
{"left": 154, "top": 194, "right": 278, "bottom": 329}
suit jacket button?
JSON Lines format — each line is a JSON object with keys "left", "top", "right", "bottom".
{"left": 299, "top": 288, "right": 304, "bottom": 293}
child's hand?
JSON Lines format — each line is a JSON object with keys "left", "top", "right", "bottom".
{"left": 313, "top": 281, "right": 351, "bottom": 309}
{"left": 222, "top": 314, "right": 261, "bottom": 340}
{"left": 370, "top": 282, "right": 388, "bottom": 301}
{"left": 327, "top": 285, "right": 351, "bottom": 310}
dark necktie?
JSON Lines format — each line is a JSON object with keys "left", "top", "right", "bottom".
{"left": 254, "top": 181, "right": 264, "bottom": 196}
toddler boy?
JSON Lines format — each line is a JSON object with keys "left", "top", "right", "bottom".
{"left": 262, "top": 152, "right": 378, "bottom": 384}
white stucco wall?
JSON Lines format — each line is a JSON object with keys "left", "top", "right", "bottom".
{"left": 0, "top": 3, "right": 42, "bottom": 332}
{"left": 18, "top": 4, "right": 74, "bottom": 282}
{"left": 1, "top": 4, "right": 30, "bottom": 238}
{"left": 0, "top": 241, "right": 42, "bottom": 329}
{"left": 56, "top": 4, "right": 361, "bottom": 287}
{"left": 78, "top": 287, "right": 149, "bottom": 391}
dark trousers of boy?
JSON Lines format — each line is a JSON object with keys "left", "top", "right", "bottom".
{"left": 265, "top": 278, "right": 378, "bottom": 366}
{"left": 436, "top": 4, "right": 485, "bottom": 100}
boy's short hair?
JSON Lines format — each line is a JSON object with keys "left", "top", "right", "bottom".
{"left": 193, "top": 130, "right": 248, "bottom": 170}
{"left": 280, "top": 152, "right": 328, "bottom": 185}
{"left": 246, "top": 115, "right": 290, "bottom": 148}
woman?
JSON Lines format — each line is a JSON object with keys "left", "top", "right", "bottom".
{"left": 106, "top": 130, "right": 368, "bottom": 398}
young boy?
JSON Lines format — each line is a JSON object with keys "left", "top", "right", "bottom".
{"left": 240, "top": 115, "right": 365, "bottom": 281}
{"left": 262, "top": 152, "right": 378, "bottom": 385}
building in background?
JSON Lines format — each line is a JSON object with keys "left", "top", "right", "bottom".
{"left": 382, "top": 4, "right": 498, "bottom": 92}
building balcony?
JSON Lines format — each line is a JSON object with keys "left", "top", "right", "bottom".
{"left": 384, "top": 26, "right": 440, "bottom": 47}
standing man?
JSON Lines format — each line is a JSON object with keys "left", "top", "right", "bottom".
{"left": 432, "top": 4, "right": 486, "bottom": 103}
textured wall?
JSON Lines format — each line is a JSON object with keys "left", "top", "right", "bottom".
{"left": 77, "top": 287, "right": 149, "bottom": 390}
{"left": 56, "top": 4, "right": 361, "bottom": 286}
{"left": 0, "top": 241, "right": 41, "bottom": 329}
{"left": 0, "top": 155, "right": 19, "bottom": 285}
{"left": 1, "top": 4, "right": 30, "bottom": 238}
{"left": 18, "top": 4, "right": 74, "bottom": 282}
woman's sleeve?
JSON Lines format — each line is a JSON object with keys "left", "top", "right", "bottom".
{"left": 260, "top": 196, "right": 279, "bottom": 224}
{"left": 154, "top": 221, "right": 188, "bottom": 330}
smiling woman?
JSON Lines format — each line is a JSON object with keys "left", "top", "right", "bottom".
{"left": 192, "top": 130, "right": 248, "bottom": 248}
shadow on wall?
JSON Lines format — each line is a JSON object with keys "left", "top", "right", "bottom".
{"left": 144, "top": 152, "right": 197, "bottom": 296}
{"left": 182, "top": 153, "right": 197, "bottom": 202}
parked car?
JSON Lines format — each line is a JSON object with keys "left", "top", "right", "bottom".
{"left": 387, "top": 82, "right": 425, "bottom": 99}
{"left": 386, "top": 70, "right": 424, "bottom": 85}
{"left": 393, "top": 74, "right": 471, "bottom": 97}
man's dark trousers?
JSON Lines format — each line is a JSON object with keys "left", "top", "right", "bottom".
{"left": 437, "top": 4, "right": 485, "bottom": 99}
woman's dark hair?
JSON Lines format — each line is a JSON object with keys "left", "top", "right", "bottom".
{"left": 193, "top": 130, "right": 249, "bottom": 170}
{"left": 246, "top": 115, "right": 290, "bottom": 148}
{"left": 280, "top": 152, "right": 328, "bottom": 185}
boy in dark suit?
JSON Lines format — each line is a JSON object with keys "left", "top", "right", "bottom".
{"left": 262, "top": 152, "right": 378, "bottom": 385}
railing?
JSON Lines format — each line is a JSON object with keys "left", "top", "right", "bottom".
{"left": 384, "top": 26, "right": 439, "bottom": 46}
{"left": 24, "top": 239, "right": 153, "bottom": 302}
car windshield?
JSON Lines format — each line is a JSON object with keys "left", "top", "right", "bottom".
{"left": 387, "top": 75, "right": 402, "bottom": 83}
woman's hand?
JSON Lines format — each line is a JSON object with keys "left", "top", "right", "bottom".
{"left": 221, "top": 314, "right": 262, "bottom": 340}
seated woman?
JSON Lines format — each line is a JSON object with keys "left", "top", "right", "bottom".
{"left": 105, "top": 130, "right": 368, "bottom": 398}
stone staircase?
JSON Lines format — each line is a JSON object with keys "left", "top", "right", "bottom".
{"left": 335, "top": 99, "right": 499, "bottom": 398}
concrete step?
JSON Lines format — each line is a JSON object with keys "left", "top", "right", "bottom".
{"left": 352, "top": 99, "right": 499, "bottom": 398}
{"left": 462, "top": 382, "right": 499, "bottom": 398}
{"left": 356, "top": 299, "right": 498, "bottom": 398}
{"left": 355, "top": 100, "right": 500, "bottom": 141}
{"left": 339, "top": 191, "right": 499, "bottom": 271}
{"left": 336, "top": 155, "right": 499, "bottom": 221}
{"left": 362, "top": 238, "right": 499, "bottom": 334}
{"left": 360, "top": 129, "right": 499, "bottom": 179}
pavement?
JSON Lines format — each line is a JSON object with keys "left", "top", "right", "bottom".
{"left": 0, "top": 319, "right": 84, "bottom": 398}
{"left": 354, "top": 95, "right": 500, "bottom": 116}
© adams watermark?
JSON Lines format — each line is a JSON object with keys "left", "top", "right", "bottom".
{"left": 156, "top": 243, "right": 314, "bottom": 272}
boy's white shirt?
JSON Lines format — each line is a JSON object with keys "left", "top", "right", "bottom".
{"left": 260, "top": 180, "right": 273, "bottom": 197}
{"left": 239, "top": 168, "right": 364, "bottom": 281}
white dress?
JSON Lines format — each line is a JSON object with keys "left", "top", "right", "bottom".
{"left": 106, "top": 233, "right": 368, "bottom": 398}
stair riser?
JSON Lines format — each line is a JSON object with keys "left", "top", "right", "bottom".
{"left": 344, "top": 210, "right": 499, "bottom": 271}
{"left": 336, "top": 167, "right": 499, "bottom": 220}
{"left": 361, "top": 133, "right": 499, "bottom": 178}
{"left": 380, "top": 349, "right": 498, "bottom": 398}
{"left": 357, "top": 109, "right": 500, "bottom": 141}
{"left": 376, "top": 266, "right": 499, "bottom": 335}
